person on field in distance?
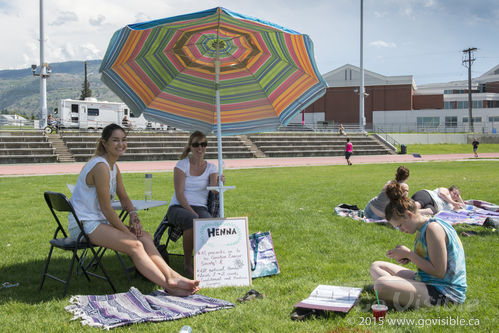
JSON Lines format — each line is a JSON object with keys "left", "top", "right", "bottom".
{"left": 69, "top": 123, "right": 199, "bottom": 296}
{"left": 345, "top": 137, "right": 353, "bottom": 165}
{"left": 472, "top": 137, "right": 479, "bottom": 158}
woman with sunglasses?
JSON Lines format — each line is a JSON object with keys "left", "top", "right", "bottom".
{"left": 166, "top": 131, "right": 219, "bottom": 277}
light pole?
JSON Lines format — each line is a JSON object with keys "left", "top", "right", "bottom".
{"left": 359, "top": 0, "right": 366, "bottom": 132}
{"left": 31, "top": 0, "right": 50, "bottom": 129}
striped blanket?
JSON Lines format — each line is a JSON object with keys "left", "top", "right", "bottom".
{"left": 335, "top": 199, "right": 499, "bottom": 226}
{"left": 65, "top": 287, "right": 234, "bottom": 329}
{"left": 436, "top": 200, "right": 499, "bottom": 226}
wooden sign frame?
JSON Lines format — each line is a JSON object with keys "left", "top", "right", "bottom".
{"left": 193, "top": 217, "right": 251, "bottom": 288}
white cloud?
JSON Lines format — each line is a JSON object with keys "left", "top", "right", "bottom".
{"left": 49, "top": 11, "right": 78, "bottom": 26}
{"left": 369, "top": 40, "right": 397, "bottom": 48}
{"left": 89, "top": 14, "right": 105, "bottom": 26}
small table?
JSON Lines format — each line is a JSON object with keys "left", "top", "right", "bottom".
{"left": 111, "top": 200, "right": 168, "bottom": 220}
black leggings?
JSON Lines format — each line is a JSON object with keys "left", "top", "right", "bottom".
{"left": 411, "top": 190, "right": 437, "bottom": 214}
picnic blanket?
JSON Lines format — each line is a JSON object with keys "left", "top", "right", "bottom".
{"left": 65, "top": 287, "right": 234, "bottom": 329}
{"left": 436, "top": 201, "right": 499, "bottom": 226}
{"left": 335, "top": 200, "right": 499, "bottom": 226}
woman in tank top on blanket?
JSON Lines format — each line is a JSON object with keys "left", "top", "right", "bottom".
{"left": 364, "top": 166, "right": 410, "bottom": 220}
{"left": 369, "top": 182, "right": 467, "bottom": 308}
{"left": 411, "top": 186, "right": 465, "bottom": 215}
{"left": 68, "top": 124, "right": 199, "bottom": 296}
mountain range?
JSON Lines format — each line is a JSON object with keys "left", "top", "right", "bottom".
{"left": 0, "top": 60, "right": 120, "bottom": 118}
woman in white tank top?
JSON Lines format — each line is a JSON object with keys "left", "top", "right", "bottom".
{"left": 70, "top": 124, "right": 199, "bottom": 296}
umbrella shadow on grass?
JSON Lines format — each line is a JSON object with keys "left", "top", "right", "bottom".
{"left": 0, "top": 257, "right": 155, "bottom": 304}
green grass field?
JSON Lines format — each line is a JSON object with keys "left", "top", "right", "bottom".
{"left": 399, "top": 143, "right": 499, "bottom": 155}
{"left": 0, "top": 161, "right": 498, "bottom": 332}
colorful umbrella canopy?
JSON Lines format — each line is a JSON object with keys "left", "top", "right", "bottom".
{"left": 99, "top": 7, "right": 327, "bottom": 135}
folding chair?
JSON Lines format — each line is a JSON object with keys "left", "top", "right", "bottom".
{"left": 154, "top": 191, "right": 219, "bottom": 264}
{"left": 39, "top": 191, "right": 117, "bottom": 297}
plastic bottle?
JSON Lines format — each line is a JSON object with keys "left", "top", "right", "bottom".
{"left": 145, "top": 173, "right": 152, "bottom": 202}
{"left": 179, "top": 325, "right": 192, "bottom": 333}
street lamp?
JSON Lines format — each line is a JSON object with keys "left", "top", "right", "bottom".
{"left": 31, "top": 63, "right": 52, "bottom": 78}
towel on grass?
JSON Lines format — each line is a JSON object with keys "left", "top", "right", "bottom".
{"left": 436, "top": 202, "right": 499, "bottom": 226}
{"left": 65, "top": 287, "right": 234, "bottom": 329}
{"left": 335, "top": 200, "right": 499, "bottom": 226}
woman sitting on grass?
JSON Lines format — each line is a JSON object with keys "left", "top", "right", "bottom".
{"left": 364, "top": 166, "right": 410, "bottom": 220}
{"left": 369, "top": 182, "right": 467, "bottom": 308}
{"left": 69, "top": 123, "right": 199, "bottom": 296}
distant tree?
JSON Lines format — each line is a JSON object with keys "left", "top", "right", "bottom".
{"left": 79, "top": 61, "right": 92, "bottom": 100}
{"left": 1, "top": 109, "right": 9, "bottom": 115}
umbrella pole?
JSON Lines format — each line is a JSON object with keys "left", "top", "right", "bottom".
{"left": 215, "top": 59, "right": 225, "bottom": 218}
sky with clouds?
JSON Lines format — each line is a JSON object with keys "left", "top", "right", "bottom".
{"left": 0, "top": 0, "right": 498, "bottom": 85}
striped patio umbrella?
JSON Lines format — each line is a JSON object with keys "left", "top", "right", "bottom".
{"left": 99, "top": 7, "right": 327, "bottom": 216}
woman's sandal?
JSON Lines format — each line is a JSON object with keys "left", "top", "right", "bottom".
{"left": 291, "top": 308, "right": 317, "bottom": 321}
{"left": 237, "top": 289, "right": 265, "bottom": 302}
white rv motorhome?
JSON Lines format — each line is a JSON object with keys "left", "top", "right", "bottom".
{"left": 57, "top": 98, "right": 163, "bottom": 130}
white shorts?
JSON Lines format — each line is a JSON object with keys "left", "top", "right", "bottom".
{"left": 68, "top": 215, "right": 110, "bottom": 241}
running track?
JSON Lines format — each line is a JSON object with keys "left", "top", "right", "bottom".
{"left": 1, "top": 153, "right": 498, "bottom": 177}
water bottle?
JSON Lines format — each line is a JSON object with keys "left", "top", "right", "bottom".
{"left": 145, "top": 173, "right": 152, "bottom": 202}
{"left": 179, "top": 325, "right": 192, "bottom": 333}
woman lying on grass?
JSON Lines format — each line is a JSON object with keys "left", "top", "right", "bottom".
{"left": 69, "top": 123, "right": 199, "bottom": 296}
{"left": 369, "top": 182, "right": 467, "bottom": 308}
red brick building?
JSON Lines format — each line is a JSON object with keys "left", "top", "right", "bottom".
{"left": 302, "top": 64, "right": 441, "bottom": 126}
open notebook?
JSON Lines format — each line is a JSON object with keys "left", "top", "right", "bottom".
{"left": 295, "top": 285, "right": 362, "bottom": 313}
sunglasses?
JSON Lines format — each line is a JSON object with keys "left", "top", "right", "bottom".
{"left": 191, "top": 141, "right": 208, "bottom": 148}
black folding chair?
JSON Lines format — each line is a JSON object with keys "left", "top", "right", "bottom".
{"left": 39, "top": 191, "right": 117, "bottom": 297}
{"left": 154, "top": 191, "right": 219, "bottom": 264}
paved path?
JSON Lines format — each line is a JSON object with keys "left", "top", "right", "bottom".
{"left": 1, "top": 153, "right": 497, "bottom": 177}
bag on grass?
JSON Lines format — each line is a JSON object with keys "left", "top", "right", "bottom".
{"left": 249, "top": 231, "right": 280, "bottom": 278}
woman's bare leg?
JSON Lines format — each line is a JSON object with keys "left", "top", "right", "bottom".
{"left": 182, "top": 228, "right": 194, "bottom": 277}
{"left": 138, "top": 231, "right": 199, "bottom": 293}
{"left": 89, "top": 225, "right": 198, "bottom": 296}
{"left": 370, "top": 261, "right": 432, "bottom": 308}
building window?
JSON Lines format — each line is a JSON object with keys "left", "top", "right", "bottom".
{"left": 417, "top": 117, "right": 440, "bottom": 128}
{"left": 445, "top": 116, "right": 457, "bottom": 128}
{"left": 444, "top": 102, "right": 453, "bottom": 109}
{"left": 457, "top": 101, "right": 464, "bottom": 109}
{"left": 463, "top": 117, "right": 482, "bottom": 123}
{"left": 488, "top": 116, "right": 499, "bottom": 122}
{"left": 88, "top": 108, "right": 99, "bottom": 116}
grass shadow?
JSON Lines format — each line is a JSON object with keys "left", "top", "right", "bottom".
{"left": 0, "top": 256, "right": 156, "bottom": 304}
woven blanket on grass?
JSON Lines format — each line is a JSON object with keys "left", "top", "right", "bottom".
{"left": 335, "top": 200, "right": 499, "bottom": 225}
{"left": 464, "top": 199, "right": 499, "bottom": 212}
{"left": 436, "top": 203, "right": 499, "bottom": 226}
{"left": 65, "top": 287, "right": 234, "bottom": 329}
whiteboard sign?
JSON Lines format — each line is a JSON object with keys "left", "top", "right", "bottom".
{"left": 194, "top": 217, "right": 251, "bottom": 288}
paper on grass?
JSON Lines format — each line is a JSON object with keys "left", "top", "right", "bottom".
{"left": 295, "top": 285, "right": 362, "bottom": 312}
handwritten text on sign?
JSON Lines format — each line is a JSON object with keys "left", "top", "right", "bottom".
{"left": 194, "top": 217, "right": 251, "bottom": 287}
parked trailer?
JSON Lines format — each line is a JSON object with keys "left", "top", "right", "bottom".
{"left": 56, "top": 98, "right": 164, "bottom": 130}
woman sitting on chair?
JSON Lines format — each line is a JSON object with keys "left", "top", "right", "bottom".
{"left": 166, "top": 131, "right": 221, "bottom": 277}
{"left": 69, "top": 123, "right": 199, "bottom": 296}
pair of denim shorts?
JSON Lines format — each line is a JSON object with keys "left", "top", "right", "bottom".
{"left": 68, "top": 215, "right": 109, "bottom": 241}
{"left": 364, "top": 202, "right": 384, "bottom": 220}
